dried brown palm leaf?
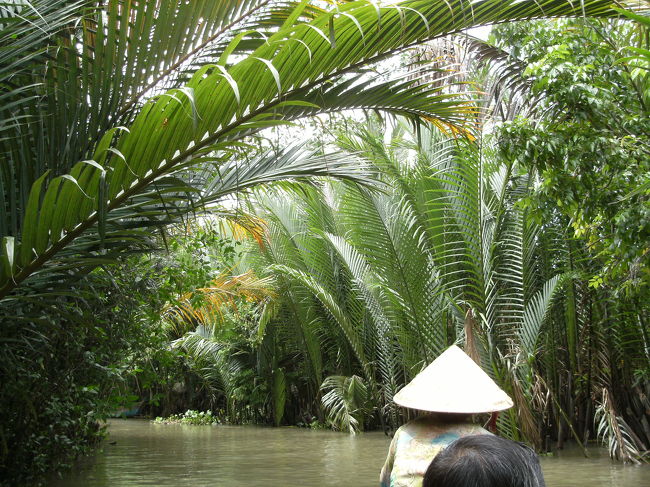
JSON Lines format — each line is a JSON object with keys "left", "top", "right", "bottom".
{"left": 163, "top": 269, "right": 276, "bottom": 335}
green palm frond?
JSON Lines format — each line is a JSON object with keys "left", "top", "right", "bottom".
{"left": 270, "top": 263, "right": 371, "bottom": 378}
{"left": 173, "top": 325, "right": 243, "bottom": 401}
{"left": 1, "top": 0, "right": 619, "bottom": 303}
{"left": 324, "top": 232, "right": 403, "bottom": 405}
{"left": 425, "top": 139, "right": 487, "bottom": 309}
{"left": 248, "top": 190, "right": 328, "bottom": 384}
{"left": 321, "top": 374, "right": 368, "bottom": 434}
{"left": 334, "top": 176, "right": 443, "bottom": 360}
{"left": 201, "top": 145, "right": 370, "bottom": 203}
{"left": 519, "top": 274, "right": 565, "bottom": 356}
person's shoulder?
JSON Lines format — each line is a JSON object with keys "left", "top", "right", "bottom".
{"left": 393, "top": 417, "right": 429, "bottom": 437}
{"left": 456, "top": 423, "right": 491, "bottom": 436}
{"left": 401, "top": 416, "right": 451, "bottom": 437}
{"left": 427, "top": 420, "right": 489, "bottom": 436}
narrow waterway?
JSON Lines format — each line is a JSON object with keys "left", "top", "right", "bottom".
{"left": 52, "top": 419, "right": 649, "bottom": 486}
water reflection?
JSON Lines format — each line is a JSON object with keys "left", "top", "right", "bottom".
{"left": 53, "top": 420, "right": 649, "bottom": 486}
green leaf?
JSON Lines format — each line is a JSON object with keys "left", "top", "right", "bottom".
{"left": 0, "top": 237, "right": 15, "bottom": 280}
{"left": 19, "top": 172, "right": 49, "bottom": 266}
{"left": 253, "top": 57, "right": 282, "bottom": 96}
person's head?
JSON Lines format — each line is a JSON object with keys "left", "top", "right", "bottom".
{"left": 423, "top": 435, "right": 546, "bottom": 487}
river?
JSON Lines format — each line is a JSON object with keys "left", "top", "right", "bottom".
{"left": 52, "top": 419, "right": 649, "bottom": 486}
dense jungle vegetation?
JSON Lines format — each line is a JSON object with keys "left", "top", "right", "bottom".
{"left": 1, "top": 0, "right": 649, "bottom": 485}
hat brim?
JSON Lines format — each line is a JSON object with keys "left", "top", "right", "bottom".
{"left": 392, "top": 345, "right": 513, "bottom": 413}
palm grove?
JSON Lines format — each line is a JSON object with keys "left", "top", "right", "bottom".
{"left": 1, "top": 0, "right": 648, "bottom": 484}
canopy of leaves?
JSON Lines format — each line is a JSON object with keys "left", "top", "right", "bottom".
{"left": 494, "top": 17, "right": 650, "bottom": 294}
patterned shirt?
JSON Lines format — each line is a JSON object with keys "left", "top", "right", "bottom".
{"left": 379, "top": 416, "right": 490, "bottom": 487}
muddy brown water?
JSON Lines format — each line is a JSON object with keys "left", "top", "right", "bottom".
{"left": 51, "top": 419, "right": 649, "bottom": 486}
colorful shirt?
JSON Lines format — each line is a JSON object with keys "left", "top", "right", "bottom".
{"left": 379, "top": 416, "right": 489, "bottom": 487}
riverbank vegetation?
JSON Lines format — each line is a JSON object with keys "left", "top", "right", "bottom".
{"left": 154, "top": 410, "right": 219, "bottom": 426}
{"left": 1, "top": 1, "right": 649, "bottom": 485}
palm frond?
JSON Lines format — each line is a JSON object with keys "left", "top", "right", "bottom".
{"left": 519, "top": 274, "right": 564, "bottom": 356}
{"left": 270, "top": 263, "right": 371, "bottom": 378}
{"left": 0, "top": 0, "right": 618, "bottom": 303}
{"left": 164, "top": 269, "right": 276, "bottom": 334}
{"left": 321, "top": 374, "right": 368, "bottom": 434}
{"left": 596, "top": 387, "right": 643, "bottom": 463}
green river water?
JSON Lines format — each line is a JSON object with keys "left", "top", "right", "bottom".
{"left": 52, "top": 419, "right": 649, "bottom": 486}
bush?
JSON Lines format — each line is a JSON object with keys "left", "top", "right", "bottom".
{"left": 0, "top": 260, "right": 166, "bottom": 486}
{"left": 153, "top": 410, "right": 219, "bottom": 426}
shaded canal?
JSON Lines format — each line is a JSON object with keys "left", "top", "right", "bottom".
{"left": 53, "top": 419, "right": 649, "bottom": 486}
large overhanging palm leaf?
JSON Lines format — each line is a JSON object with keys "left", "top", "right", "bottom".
{"left": 0, "top": 0, "right": 619, "bottom": 302}
{"left": 0, "top": 0, "right": 317, "bottom": 193}
{"left": 1, "top": 0, "right": 335, "bottom": 298}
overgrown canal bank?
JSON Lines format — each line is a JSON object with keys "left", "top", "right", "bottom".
{"left": 52, "top": 420, "right": 650, "bottom": 487}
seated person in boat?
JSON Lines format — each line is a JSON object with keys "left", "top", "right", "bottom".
{"left": 379, "top": 345, "right": 513, "bottom": 487}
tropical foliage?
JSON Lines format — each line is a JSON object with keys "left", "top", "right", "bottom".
{"left": 1, "top": 0, "right": 646, "bottom": 483}
{"left": 231, "top": 122, "right": 560, "bottom": 440}
{"left": 0, "top": 257, "right": 171, "bottom": 484}
{"left": 490, "top": 15, "right": 650, "bottom": 462}
{"left": 174, "top": 112, "right": 648, "bottom": 462}
{"left": 0, "top": 0, "right": 621, "bottom": 301}
{"left": 495, "top": 16, "right": 650, "bottom": 294}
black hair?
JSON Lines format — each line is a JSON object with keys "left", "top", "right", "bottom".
{"left": 423, "top": 434, "right": 546, "bottom": 487}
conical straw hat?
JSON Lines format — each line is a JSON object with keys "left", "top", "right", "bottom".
{"left": 393, "top": 345, "right": 513, "bottom": 413}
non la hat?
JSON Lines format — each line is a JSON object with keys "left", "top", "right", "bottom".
{"left": 393, "top": 345, "right": 513, "bottom": 413}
